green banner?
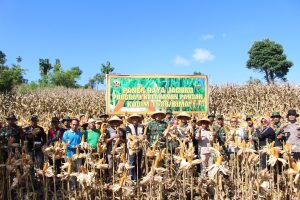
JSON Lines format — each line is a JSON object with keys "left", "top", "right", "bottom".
{"left": 106, "top": 75, "right": 208, "bottom": 114}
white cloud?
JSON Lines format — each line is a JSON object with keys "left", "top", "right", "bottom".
{"left": 193, "top": 48, "right": 215, "bottom": 63}
{"left": 201, "top": 34, "right": 215, "bottom": 40}
{"left": 174, "top": 56, "right": 190, "bottom": 66}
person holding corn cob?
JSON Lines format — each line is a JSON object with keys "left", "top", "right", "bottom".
{"left": 244, "top": 115, "right": 258, "bottom": 150}
{"left": 62, "top": 118, "right": 82, "bottom": 158}
{"left": 104, "top": 116, "right": 124, "bottom": 177}
{"left": 176, "top": 112, "right": 193, "bottom": 143}
{"left": 126, "top": 114, "right": 145, "bottom": 181}
{"left": 0, "top": 114, "right": 24, "bottom": 164}
{"left": 85, "top": 118, "right": 101, "bottom": 152}
{"left": 270, "top": 112, "right": 285, "bottom": 147}
{"left": 147, "top": 111, "right": 168, "bottom": 148}
{"left": 256, "top": 117, "right": 275, "bottom": 169}
{"left": 281, "top": 109, "right": 300, "bottom": 161}
{"left": 227, "top": 116, "right": 245, "bottom": 153}
{"left": 23, "top": 115, "right": 46, "bottom": 171}
{"left": 164, "top": 108, "right": 174, "bottom": 125}
{"left": 195, "top": 118, "right": 213, "bottom": 174}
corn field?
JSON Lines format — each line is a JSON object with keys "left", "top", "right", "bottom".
{"left": 1, "top": 83, "right": 300, "bottom": 124}
{"left": 0, "top": 87, "right": 106, "bottom": 128}
{"left": 1, "top": 129, "right": 300, "bottom": 199}
{"left": 1, "top": 83, "right": 300, "bottom": 199}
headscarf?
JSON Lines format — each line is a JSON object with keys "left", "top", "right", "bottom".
{"left": 260, "top": 116, "right": 270, "bottom": 127}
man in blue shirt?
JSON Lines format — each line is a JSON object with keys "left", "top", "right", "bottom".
{"left": 62, "top": 118, "right": 82, "bottom": 190}
{"left": 62, "top": 119, "right": 82, "bottom": 158}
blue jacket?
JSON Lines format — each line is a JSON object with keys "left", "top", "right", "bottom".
{"left": 62, "top": 129, "right": 82, "bottom": 157}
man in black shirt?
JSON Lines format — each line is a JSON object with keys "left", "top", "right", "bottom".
{"left": 23, "top": 115, "right": 47, "bottom": 170}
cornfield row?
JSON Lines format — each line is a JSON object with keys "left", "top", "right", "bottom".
{"left": 0, "top": 87, "right": 106, "bottom": 127}
{"left": 1, "top": 83, "right": 300, "bottom": 125}
{"left": 209, "top": 83, "right": 300, "bottom": 116}
{"left": 1, "top": 131, "right": 300, "bottom": 199}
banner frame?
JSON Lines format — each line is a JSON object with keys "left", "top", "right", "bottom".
{"left": 106, "top": 74, "right": 208, "bottom": 115}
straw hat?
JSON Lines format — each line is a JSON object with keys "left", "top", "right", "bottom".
{"left": 151, "top": 111, "right": 166, "bottom": 119}
{"left": 177, "top": 112, "right": 191, "bottom": 120}
{"left": 196, "top": 118, "right": 210, "bottom": 126}
{"left": 127, "top": 114, "right": 142, "bottom": 124}
{"left": 95, "top": 119, "right": 102, "bottom": 124}
{"left": 108, "top": 115, "right": 122, "bottom": 124}
{"left": 88, "top": 118, "right": 96, "bottom": 124}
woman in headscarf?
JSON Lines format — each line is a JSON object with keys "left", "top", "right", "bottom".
{"left": 256, "top": 117, "right": 275, "bottom": 169}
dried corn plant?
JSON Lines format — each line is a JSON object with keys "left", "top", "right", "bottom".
{"left": 1, "top": 83, "right": 300, "bottom": 126}
{"left": 0, "top": 87, "right": 105, "bottom": 127}
{"left": 1, "top": 134, "right": 300, "bottom": 199}
{"left": 1, "top": 84, "right": 300, "bottom": 199}
{"left": 209, "top": 83, "right": 300, "bottom": 116}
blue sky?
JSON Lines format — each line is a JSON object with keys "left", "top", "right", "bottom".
{"left": 1, "top": 0, "right": 299, "bottom": 87}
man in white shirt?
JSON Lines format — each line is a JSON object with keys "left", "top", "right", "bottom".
{"left": 196, "top": 118, "right": 213, "bottom": 173}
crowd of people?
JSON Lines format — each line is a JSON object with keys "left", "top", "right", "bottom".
{"left": 0, "top": 108, "right": 300, "bottom": 188}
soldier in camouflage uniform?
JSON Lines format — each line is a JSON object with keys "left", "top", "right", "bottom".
{"left": 147, "top": 111, "right": 168, "bottom": 148}
{"left": 207, "top": 112, "right": 217, "bottom": 142}
{"left": 164, "top": 108, "right": 174, "bottom": 125}
{"left": 243, "top": 115, "right": 258, "bottom": 150}
{"left": 270, "top": 112, "right": 285, "bottom": 147}
{"left": 208, "top": 112, "right": 216, "bottom": 128}
{"left": 176, "top": 112, "right": 194, "bottom": 152}
{"left": 214, "top": 115, "right": 230, "bottom": 160}
{"left": 0, "top": 114, "right": 24, "bottom": 163}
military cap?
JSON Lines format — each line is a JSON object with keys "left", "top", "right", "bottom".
{"left": 271, "top": 112, "right": 281, "bottom": 118}
{"left": 6, "top": 114, "right": 17, "bottom": 121}
{"left": 30, "top": 115, "right": 38, "bottom": 121}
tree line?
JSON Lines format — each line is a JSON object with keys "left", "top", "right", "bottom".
{"left": 0, "top": 38, "right": 294, "bottom": 93}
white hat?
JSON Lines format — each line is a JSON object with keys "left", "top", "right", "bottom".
{"left": 127, "top": 114, "right": 142, "bottom": 124}
{"left": 88, "top": 118, "right": 96, "bottom": 123}
{"left": 177, "top": 112, "right": 191, "bottom": 120}
{"left": 151, "top": 111, "right": 166, "bottom": 119}
{"left": 196, "top": 118, "right": 210, "bottom": 126}
{"left": 108, "top": 115, "right": 123, "bottom": 124}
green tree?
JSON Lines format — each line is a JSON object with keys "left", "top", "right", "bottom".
{"left": 86, "top": 61, "right": 114, "bottom": 89}
{"left": 193, "top": 71, "right": 204, "bottom": 75}
{"left": 246, "top": 76, "right": 262, "bottom": 85}
{"left": 100, "top": 61, "right": 114, "bottom": 84}
{"left": 246, "top": 39, "right": 293, "bottom": 84}
{"left": 38, "top": 58, "right": 52, "bottom": 86}
{"left": 85, "top": 73, "right": 102, "bottom": 89}
{"left": 37, "top": 58, "right": 82, "bottom": 88}
{"left": 50, "top": 59, "right": 82, "bottom": 88}
{"left": 0, "top": 51, "right": 7, "bottom": 67}
{"left": 0, "top": 51, "right": 27, "bottom": 92}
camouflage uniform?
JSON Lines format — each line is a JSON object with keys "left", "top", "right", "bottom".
{"left": 243, "top": 125, "right": 258, "bottom": 150}
{"left": 0, "top": 124, "right": 23, "bottom": 145}
{"left": 164, "top": 117, "right": 174, "bottom": 125}
{"left": 214, "top": 125, "right": 231, "bottom": 159}
{"left": 147, "top": 120, "right": 168, "bottom": 147}
{"left": 272, "top": 122, "right": 285, "bottom": 146}
{"left": 0, "top": 124, "right": 24, "bottom": 163}
{"left": 167, "top": 123, "right": 186, "bottom": 153}
{"left": 214, "top": 125, "right": 229, "bottom": 146}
